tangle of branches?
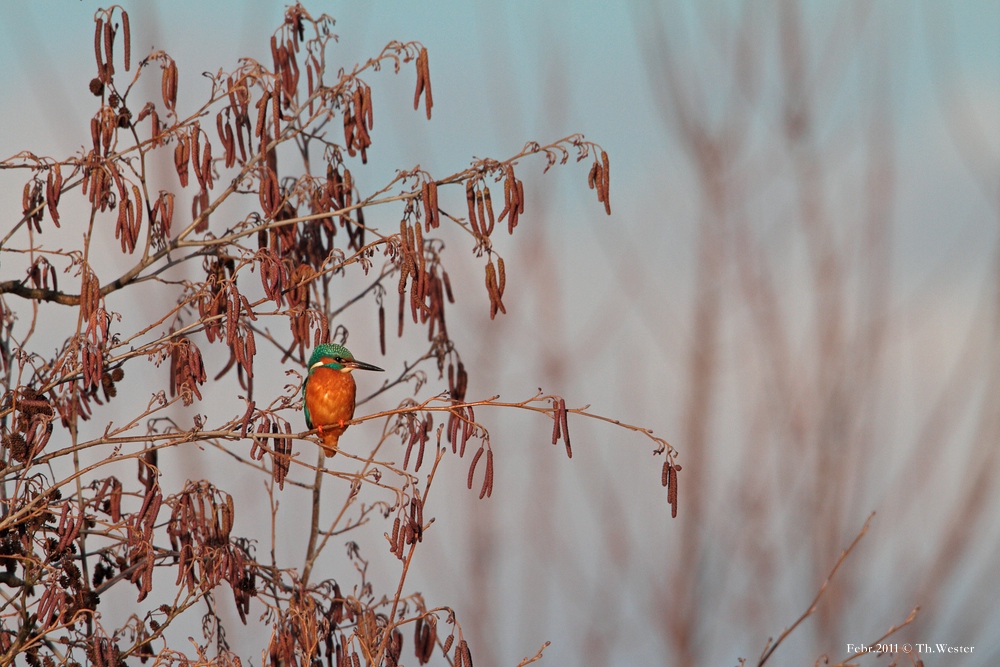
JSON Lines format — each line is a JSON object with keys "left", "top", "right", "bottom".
{"left": 0, "top": 5, "right": 675, "bottom": 666}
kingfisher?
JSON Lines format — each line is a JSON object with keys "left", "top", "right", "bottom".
{"left": 303, "top": 343, "right": 384, "bottom": 456}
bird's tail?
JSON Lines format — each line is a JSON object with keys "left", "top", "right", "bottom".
{"left": 320, "top": 431, "right": 340, "bottom": 457}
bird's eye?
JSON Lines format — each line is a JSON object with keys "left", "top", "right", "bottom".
{"left": 334, "top": 357, "right": 343, "bottom": 363}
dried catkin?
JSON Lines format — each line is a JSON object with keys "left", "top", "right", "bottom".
{"left": 466, "top": 180, "right": 480, "bottom": 235}
{"left": 428, "top": 180, "right": 439, "bottom": 227}
{"left": 378, "top": 303, "right": 386, "bottom": 355}
{"left": 480, "top": 449, "right": 493, "bottom": 499}
{"left": 560, "top": 398, "right": 571, "bottom": 458}
{"left": 483, "top": 185, "right": 495, "bottom": 235}
{"left": 467, "top": 446, "right": 484, "bottom": 489}
{"left": 601, "top": 150, "right": 611, "bottom": 214}
{"left": 476, "top": 188, "right": 486, "bottom": 236}
{"left": 95, "top": 19, "right": 105, "bottom": 79}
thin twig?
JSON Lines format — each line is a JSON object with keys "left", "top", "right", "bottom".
{"left": 757, "top": 512, "right": 876, "bottom": 666}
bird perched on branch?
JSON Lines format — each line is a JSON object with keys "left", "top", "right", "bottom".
{"left": 303, "top": 343, "right": 384, "bottom": 456}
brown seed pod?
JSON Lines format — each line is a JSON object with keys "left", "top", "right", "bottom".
{"left": 89, "top": 117, "right": 100, "bottom": 153}
{"left": 467, "top": 446, "right": 484, "bottom": 490}
{"left": 485, "top": 260, "right": 505, "bottom": 317}
{"left": 236, "top": 116, "right": 248, "bottom": 162}
{"left": 480, "top": 448, "right": 493, "bottom": 499}
{"left": 109, "top": 478, "right": 122, "bottom": 523}
{"left": 560, "top": 398, "right": 571, "bottom": 458}
{"left": 414, "top": 58, "right": 425, "bottom": 111}
{"left": 272, "top": 82, "right": 281, "bottom": 141}
{"left": 428, "top": 180, "right": 439, "bottom": 228}
{"left": 410, "top": 279, "right": 420, "bottom": 323}
{"left": 169, "top": 61, "right": 178, "bottom": 109}
{"left": 174, "top": 135, "right": 189, "bottom": 187}
{"left": 421, "top": 181, "right": 431, "bottom": 229}
{"left": 94, "top": 19, "right": 105, "bottom": 82}
{"left": 483, "top": 185, "right": 495, "bottom": 236}
{"left": 150, "top": 108, "right": 161, "bottom": 146}
{"left": 421, "top": 49, "right": 433, "bottom": 119}
{"left": 476, "top": 188, "right": 486, "bottom": 237}
{"left": 449, "top": 409, "right": 460, "bottom": 452}
{"left": 398, "top": 219, "right": 411, "bottom": 270}
{"left": 190, "top": 126, "right": 203, "bottom": 185}
{"left": 413, "top": 47, "right": 432, "bottom": 118}
{"left": 485, "top": 261, "right": 497, "bottom": 318}
{"left": 161, "top": 60, "right": 178, "bottom": 112}
{"left": 255, "top": 90, "right": 271, "bottom": 139}
{"left": 355, "top": 85, "right": 370, "bottom": 138}
{"left": 161, "top": 191, "right": 174, "bottom": 238}
{"left": 410, "top": 489, "right": 424, "bottom": 540}
{"left": 455, "top": 362, "right": 468, "bottom": 401}
{"left": 122, "top": 10, "right": 131, "bottom": 71}
{"left": 395, "top": 518, "right": 407, "bottom": 557}
{"left": 398, "top": 289, "right": 405, "bottom": 337}
{"left": 343, "top": 108, "right": 356, "bottom": 156}
{"left": 668, "top": 464, "right": 679, "bottom": 518}
{"left": 442, "top": 270, "right": 454, "bottom": 303}
{"left": 551, "top": 400, "right": 562, "bottom": 445}
{"left": 499, "top": 169, "right": 512, "bottom": 222}
{"left": 306, "top": 62, "right": 315, "bottom": 116}
{"left": 103, "top": 19, "right": 114, "bottom": 80}
{"left": 378, "top": 303, "right": 386, "bottom": 355}
{"left": 193, "top": 188, "right": 210, "bottom": 232}
{"left": 225, "top": 286, "right": 238, "bottom": 346}
{"left": 601, "top": 150, "right": 611, "bottom": 215}
{"left": 202, "top": 141, "right": 213, "bottom": 190}
{"left": 130, "top": 184, "right": 143, "bottom": 240}
{"left": 416, "top": 416, "right": 431, "bottom": 472}
{"left": 216, "top": 111, "right": 227, "bottom": 149}
{"left": 239, "top": 400, "right": 256, "bottom": 440}
{"left": 465, "top": 179, "right": 480, "bottom": 235}
{"left": 398, "top": 256, "right": 411, "bottom": 296}
{"left": 404, "top": 420, "right": 419, "bottom": 470}
{"left": 389, "top": 517, "right": 401, "bottom": 555}
{"left": 80, "top": 266, "right": 101, "bottom": 324}
{"left": 505, "top": 171, "right": 520, "bottom": 233}
{"left": 46, "top": 163, "right": 63, "bottom": 227}
{"left": 270, "top": 33, "right": 281, "bottom": 73}
{"left": 414, "top": 220, "right": 425, "bottom": 292}
{"left": 361, "top": 86, "right": 375, "bottom": 130}
{"left": 223, "top": 121, "right": 235, "bottom": 167}
{"left": 461, "top": 406, "right": 474, "bottom": 457}
{"left": 251, "top": 419, "right": 270, "bottom": 460}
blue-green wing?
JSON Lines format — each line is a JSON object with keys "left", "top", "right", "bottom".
{"left": 302, "top": 377, "right": 313, "bottom": 428}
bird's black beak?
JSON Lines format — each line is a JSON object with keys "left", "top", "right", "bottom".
{"left": 344, "top": 358, "right": 384, "bottom": 372}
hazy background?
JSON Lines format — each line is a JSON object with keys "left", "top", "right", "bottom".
{"left": 2, "top": 2, "right": 999, "bottom": 665}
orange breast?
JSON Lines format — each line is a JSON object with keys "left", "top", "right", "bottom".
{"left": 305, "top": 367, "right": 357, "bottom": 451}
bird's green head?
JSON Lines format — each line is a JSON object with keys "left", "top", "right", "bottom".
{"left": 307, "top": 344, "right": 384, "bottom": 375}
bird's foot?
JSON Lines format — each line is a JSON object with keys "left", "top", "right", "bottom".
{"left": 337, "top": 419, "right": 346, "bottom": 429}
